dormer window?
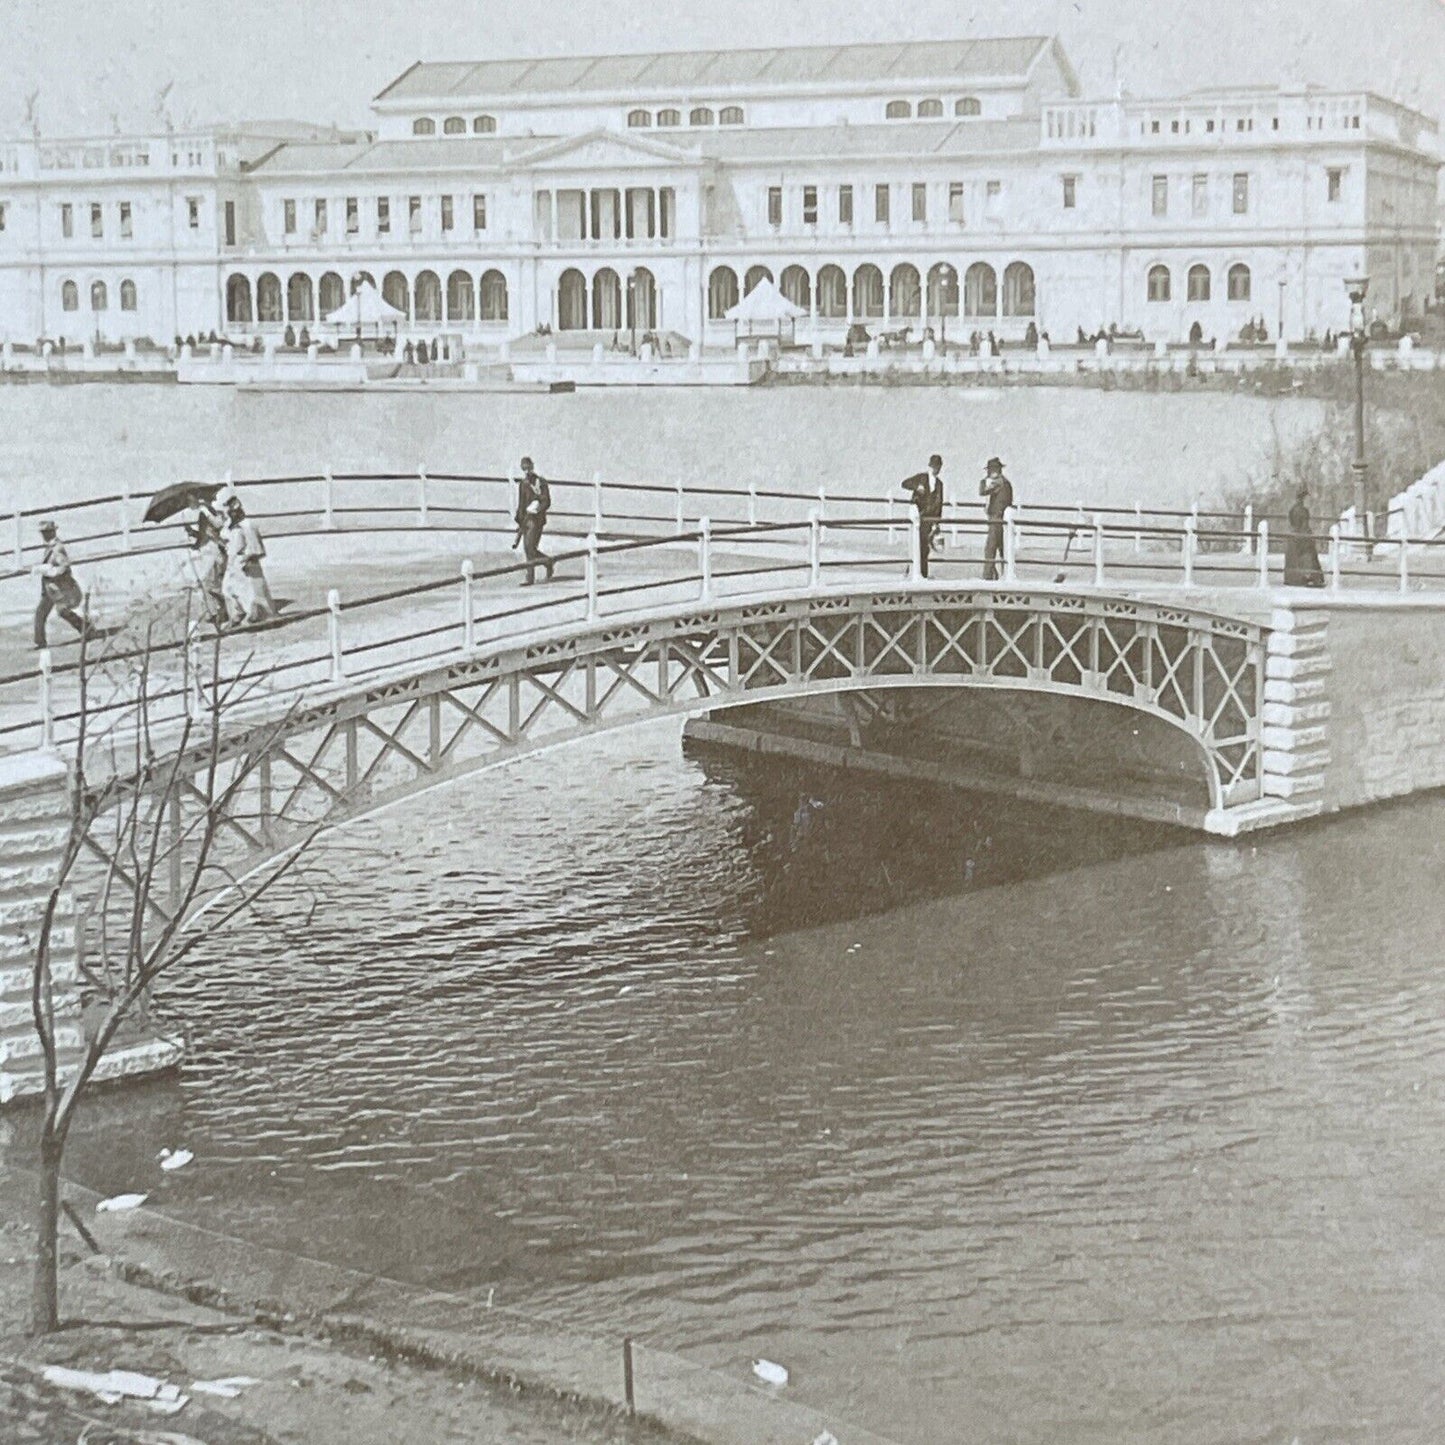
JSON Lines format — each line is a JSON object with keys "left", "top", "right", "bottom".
{"left": 473, "top": 115, "right": 497, "bottom": 133}
{"left": 657, "top": 109, "right": 680, "bottom": 127}
{"left": 412, "top": 117, "right": 436, "bottom": 136}
{"left": 690, "top": 107, "right": 714, "bottom": 126}
{"left": 719, "top": 106, "right": 744, "bottom": 125}
{"left": 443, "top": 116, "right": 466, "bottom": 135}
{"left": 956, "top": 97, "right": 981, "bottom": 116}
{"left": 886, "top": 100, "right": 912, "bottom": 119}
{"left": 628, "top": 109, "right": 652, "bottom": 128}
{"left": 918, "top": 99, "right": 943, "bottom": 118}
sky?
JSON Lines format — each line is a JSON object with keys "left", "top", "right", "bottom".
{"left": 7, "top": 0, "right": 1445, "bottom": 136}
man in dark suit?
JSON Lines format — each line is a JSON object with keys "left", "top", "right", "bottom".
{"left": 514, "top": 456, "right": 554, "bottom": 585}
{"left": 901, "top": 454, "right": 945, "bottom": 579}
{"left": 979, "top": 456, "right": 1014, "bottom": 580}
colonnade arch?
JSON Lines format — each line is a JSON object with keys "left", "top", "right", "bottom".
{"left": 553, "top": 265, "right": 658, "bottom": 332}
{"left": 221, "top": 268, "right": 513, "bottom": 329}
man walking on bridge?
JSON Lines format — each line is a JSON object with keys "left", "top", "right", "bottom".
{"left": 33, "top": 519, "right": 86, "bottom": 648}
{"left": 901, "top": 454, "right": 945, "bottom": 579}
{"left": 514, "top": 456, "right": 555, "bottom": 585}
{"left": 980, "top": 456, "right": 1013, "bottom": 581}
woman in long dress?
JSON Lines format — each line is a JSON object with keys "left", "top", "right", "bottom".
{"left": 1283, "top": 486, "right": 1325, "bottom": 587}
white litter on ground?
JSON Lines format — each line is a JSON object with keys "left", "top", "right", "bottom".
{"left": 41, "top": 1364, "right": 188, "bottom": 1413}
{"left": 95, "top": 1192, "right": 148, "bottom": 1212}
{"left": 189, "top": 1376, "right": 260, "bottom": 1398}
{"left": 159, "top": 1148, "right": 194, "bottom": 1172}
{"left": 751, "top": 1357, "right": 789, "bottom": 1386}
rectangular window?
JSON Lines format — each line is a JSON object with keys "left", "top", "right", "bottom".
{"left": 875, "top": 183, "right": 889, "bottom": 225}
{"left": 314, "top": 198, "right": 327, "bottom": 233}
{"left": 441, "top": 195, "right": 454, "bottom": 232}
{"left": 119, "top": 201, "right": 132, "bottom": 239}
{"left": 1327, "top": 167, "right": 1343, "bottom": 202}
{"left": 473, "top": 194, "right": 486, "bottom": 230}
{"left": 1232, "top": 172, "right": 1249, "bottom": 214}
{"left": 345, "top": 196, "right": 359, "bottom": 234}
{"left": 283, "top": 198, "right": 296, "bottom": 234}
{"left": 377, "top": 196, "right": 390, "bottom": 233}
{"left": 408, "top": 196, "right": 422, "bottom": 233}
{"left": 90, "top": 202, "right": 102, "bottom": 239}
{"left": 186, "top": 197, "right": 199, "bottom": 229}
{"left": 767, "top": 186, "right": 782, "bottom": 228}
{"left": 911, "top": 182, "right": 927, "bottom": 223}
{"left": 838, "top": 184, "right": 853, "bottom": 225}
{"left": 948, "top": 181, "right": 965, "bottom": 223}
{"left": 1062, "top": 175, "right": 1076, "bottom": 209}
{"left": 1192, "top": 173, "right": 1207, "bottom": 216}
{"left": 1151, "top": 175, "right": 1168, "bottom": 217}
{"left": 985, "top": 179, "right": 1001, "bottom": 211}
{"left": 61, "top": 203, "right": 73, "bottom": 238}
{"left": 802, "top": 185, "right": 817, "bottom": 225}
{"left": 224, "top": 200, "right": 235, "bottom": 247}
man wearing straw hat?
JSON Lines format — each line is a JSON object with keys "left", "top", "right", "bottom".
{"left": 33, "top": 519, "right": 86, "bottom": 648}
{"left": 513, "top": 456, "right": 554, "bottom": 585}
{"left": 979, "top": 456, "right": 1014, "bottom": 581}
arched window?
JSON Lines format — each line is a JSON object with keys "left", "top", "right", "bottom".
{"left": 744, "top": 265, "right": 773, "bottom": 296}
{"left": 780, "top": 265, "right": 811, "bottom": 310}
{"left": 1187, "top": 264, "right": 1211, "bottom": 302}
{"left": 414, "top": 269, "right": 442, "bottom": 322}
{"left": 446, "top": 269, "right": 475, "bottom": 322}
{"left": 707, "top": 265, "right": 738, "bottom": 321}
{"left": 90, "top": 280, "right": 108, "bottom": 312}
{"left": 890, "top": 263, "right": 921, "bottom": 318}
{"left": 592, "top": 268, "right": 622, "bottom": 330}
{"left": 120, "top": 279, "right": 137, "bottom": 312}
{"left": 1147, "top": 264, "right": 1172, "bottom": 302}
{"left": 473, "top": 115, "right": 497, "bottom": 134}
{"left": 318, "top": 271, "right": 346, "bottom": 316}
{"left": 628, "top": 109, "right": 652, "bottom": 128}
{"left": 382, "top": 271, "right": 410, "bottom": 317}
{"left": 656, "top": 109, "right": 680, "bottom": 127}
{"left": 412, "top": 117, "right": 436, "bottom": 136}
{"left": 1227, "top": 263, "right": 1251, "bottom": 301}
{"left": 1002, "top": 261, "right": 1035, "bottom": 317}
{"left": 627, "top": 268, "right": 656, "bottom": 331}
{"left": 690, "top": 107, "right": 714, "bottom": 126}
{"left": 918, "top": 99, "right": 944, "bottom": 118}
{"left": 817, "top": 264, "right": 847, "bottom": 319}
{"left": 964, "top": 261, "right": 997, "bottom": 317}
{"left": 61, "top": 280, "right": 78, "bottom": 312}
{"left": 558, "top": 268, "right": 588, "bottom": 330}
{"left": 443, "top": 116, "right": 466, "bottom": 135}
{"left": 287, "top": 273, "right": 314, "bottom": 322}
{"left": 956, "top": 97, "right": 982, "bottom": 117}
{"left": 225, "top": 274, "right": 252, "bottom": 323}
{"left": 854, "top": 264, "right": 884, "bottom": 318}
{"left": 928, "top": 263, "right": 958, "bottom": 318}
{"left": 719, "top": 106, "right": 744, "bottom": 126}
{"left": 480, "top": 269, "right": 508, "bottom": 321}
{"left": 256, "top": 272, "right": 283, "bottom": 323}
{"left": 886, "top": 100, "right": 912, "bottom": 120}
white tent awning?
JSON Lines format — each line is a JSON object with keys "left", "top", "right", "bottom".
{"left": 725, "top": 278, "right": 807, "bottom": 323}
{"left": 323, "top": 281, "right": 407, "bottom": 327}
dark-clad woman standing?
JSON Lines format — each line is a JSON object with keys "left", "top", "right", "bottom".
{"left": 1283, "top": 486, "right": 1325, "bottom": 587}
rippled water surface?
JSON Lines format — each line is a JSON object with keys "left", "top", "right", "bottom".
{"left": 40, "top": 721, "right": 1445, "bottom": 1444}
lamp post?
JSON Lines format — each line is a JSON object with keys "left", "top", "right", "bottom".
{"left": 1345, "top": 272, "right": 1370, "bottom": 539}
{"left": 936, "top": 264, "right": 954, "bottom": 351}
{"left": 626, "top": 274, "right": 637, "bottom": 355}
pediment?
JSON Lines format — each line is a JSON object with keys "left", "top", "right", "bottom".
{"left": 521, "top": 129, "right": 699, "bottom": 172}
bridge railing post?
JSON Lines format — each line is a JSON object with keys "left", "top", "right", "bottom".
{"left": 699, "top": 516, "right": 712, "bottom": 602}
{"left": 886, "top": 494, "right": 896, "bottom": 542}
{"left": 460, "top": 559, "right": 475, "bottom": 652}
{"left": 675, "top": 478, "right": 685, "bottom": 535}
{"left": 747, "top": 483, "right": 758, "bottom": 527}
{"left": 1241, "top": 502, "right": 1254, "bottom": 554}
{"left": 817, "top": 484, "right": 827, "bottom": 521}
{"left": 809, "top": 508, "right": 822, "bottom": 588}
{"left": 323, "top": 466, "right": 336, "bottom": 529}
{"left": 1256, "top": 520, "right": 1270, "bottom": 588}
{"left": 417, "top": 465, "right": 430, "bottom": 527}
{"left": 1328, "top": 523, "right": 1341, "bottom": 591}
{"left": 1183, "top": 515, "right": 1196, "bottom": 587}
{"left": 1093, "top": 515, "right": 1105, "bottom": 586}
{"left": 585, "top": 532, "right": 599, "bottom": 620}
{"left": 37, "top": 648, "right": 53, "bottom": 750}
{"left": 907, "top": 505, "right": 923, "bottom": 581}
{"left": 327, "top": 589, "right": 345, "bottom": 682}
{"left": 1399, "top": 527, "right": 1410, "bottom": 594}
{"left": 592, "top": 470, "right": 604, "bottom": 533}
{"left": 1003, "top": 505, "right": 1018, "bottom": 582}
{"left": 119, "top": 481, "right": 131, "bottom": 552}
{"left": 1133, "top": 501, "right": 1143, "bottom": 554}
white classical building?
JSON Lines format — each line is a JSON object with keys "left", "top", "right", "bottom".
{"left": 0, "top": 36, "right": 1438, "bottom": 349}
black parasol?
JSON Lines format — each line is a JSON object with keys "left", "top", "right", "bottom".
{"left": 143, "top": 481, "right": 225, "bottom": 525}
